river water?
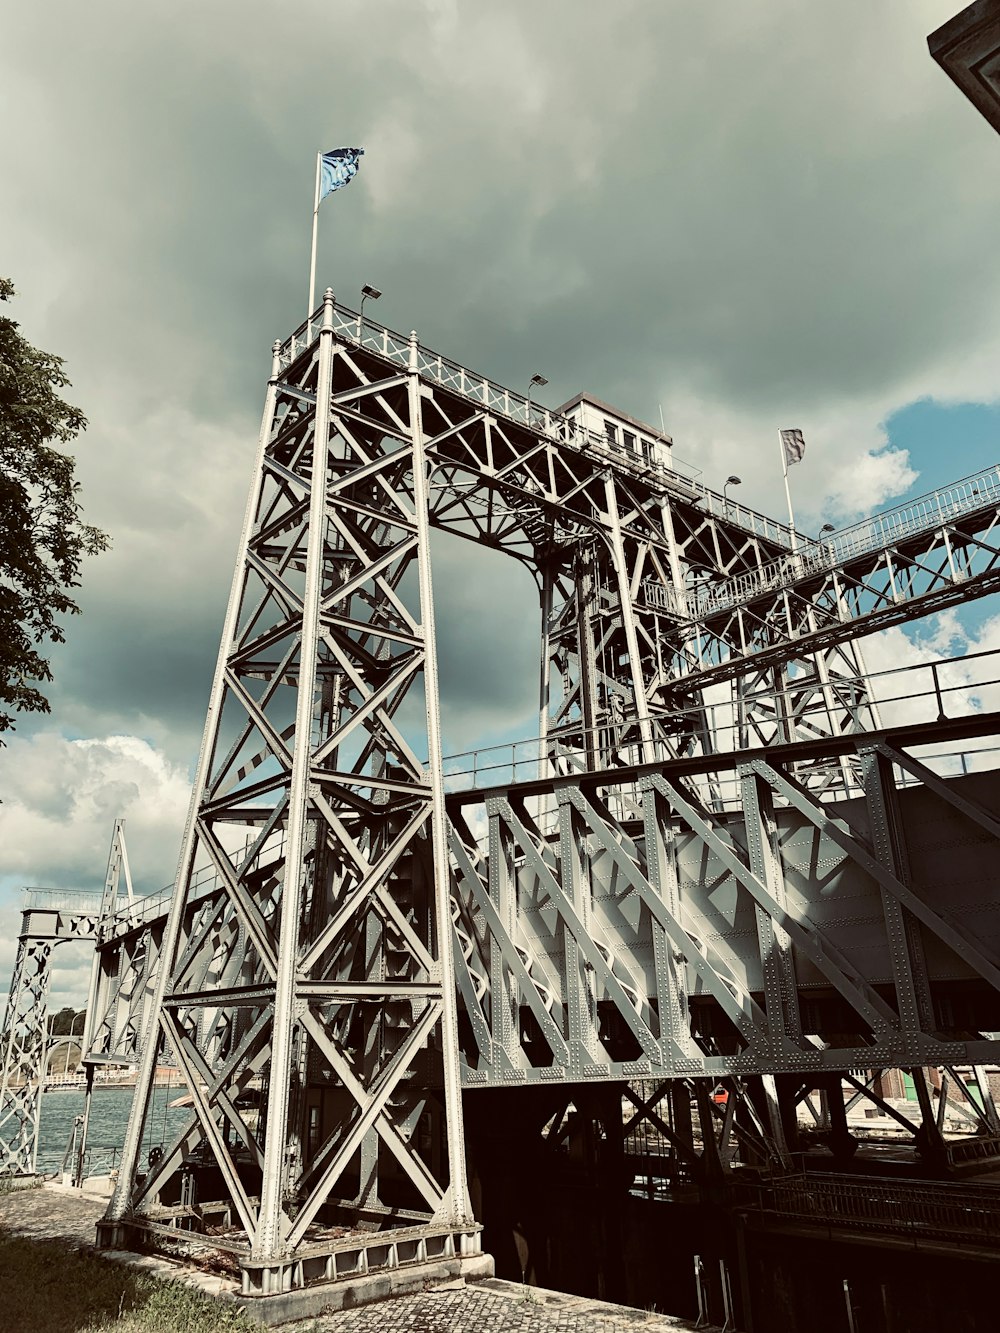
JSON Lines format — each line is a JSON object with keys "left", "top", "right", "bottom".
{"left": 37, "top": 1083, "right": 191, "bottom": 1176}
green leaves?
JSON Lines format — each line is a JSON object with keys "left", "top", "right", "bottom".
{"left": 0, "top": 279, "right": 109, "bottom": 736}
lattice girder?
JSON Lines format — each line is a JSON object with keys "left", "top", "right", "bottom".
{"left": 0, "top": 895, "right": 104, "bottom": 1174}
{"left": 673, "top": 500, "right": 1000, "bottom": 692}
{"left": 449, "top": 729, "right": 1000, "bottom": 1090}
{"left": 103, "top": 296, "right": 474, "bottom": 1271}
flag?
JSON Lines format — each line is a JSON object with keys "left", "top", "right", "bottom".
{"left": 320, "top": 147, "right": 364, "bottom": 203}
{"left": 780, "top": 428, "right": 806, "bottom": 467}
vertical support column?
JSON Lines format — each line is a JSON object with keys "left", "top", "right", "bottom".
{"left": 558, "top": 792, "right": 601, "bottom": 1076}
{"left": 407, "top": 330, "right": 471, "bottom": 1224}
{"left": 576, "top": 544, "right": 600, "bottom": 766}
{"left": 759, "top": 1074, "right": 792, "bottom": 1168}
{"left": 671, "top": 1080, "right": 696, "bottom": 1176}
{"left": 487, "top": 800, "right": 519, "bottom": 1069}
{"left": 254, "top": 293, "right": 337, "bottom": 1259}
{"left": 774, "top": 1074, "right": 803, "bottom": 1156}
{"left": 859, "top": 748, "right": 935, "bottom": 1049}
{"left": 105, "top": 336, "right": 285, "bottom": 1236}
{"left": 0, "top": 933, "right": 29, "bottom": 1167}
{"left": 0, "top": 929, "right": 56, "bottom": 1176}
{"left": 694, "top": 1079, "right": 727, "bottom": 1183}
{"left": 78, "top": 822, "right": 128, "bottom": 1183}
{"left": 641, "top": 778, "right": 697, "bottom": 1069}
{"left": 604, "top": 474, "right": 655, "bottom": 764}
{"left": 822, "top": 1073, "right": 857, "bottom": 1161}
{"left": 909, "top": 1066, "right": 947, "bottom": 1164}
{"left": 657, "top": 494, "right": 687, "bottom": 617}
{"left": 741, "top": 766, "right": 801, "bottom": 1055}
{"left": 537, "top": 564, "right": 553, "bottom": 775}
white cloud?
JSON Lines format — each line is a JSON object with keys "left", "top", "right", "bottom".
{"left": 856, "top": 610, "right": 1000, "bottom": 780}
{"left": 0, "top": 733, "right": 191, "bottom": 1005}
{"left": 0, "top": 733, "right": 190, "bottom": 894}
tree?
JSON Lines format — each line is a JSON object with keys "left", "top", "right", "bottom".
{"left": 0, "top": 278, "right": 108, "bottom": 737}
{"left": 48, "top": 1006, "right": 85, "bottom": 1037}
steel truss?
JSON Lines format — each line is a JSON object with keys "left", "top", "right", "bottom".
{"left": 448, "top": 722, "right": 1000, "bottom": 1102}
{"left": 0, "top": 890, "right": 103, "bottom": 1174}
{"left": 101, "top": 294, "right": 481, "bottom": 1295}
{"left": 272, "top": 300, "right": 892, "bottom": 769}
{"left": 675, "top": 467, "right": 1000, "bottom": 693}
{"left": 0, "top": 820, "right": 148, "bottom": 1177}
{"left": 94, "top": 295, "right": 1000, "bottom": 1296}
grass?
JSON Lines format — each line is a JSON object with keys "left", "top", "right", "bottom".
{"left": 0, "top": 1230, "right": 264, "bottom": 1333}
{"left": 0, "top": 1175, "right": 43, "bottom": 1196}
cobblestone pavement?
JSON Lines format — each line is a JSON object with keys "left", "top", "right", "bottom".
{"left": 0, "top": 1185, "right": 710, "bottom": 1332}
{"left": 309, "top": 1281, "right": 703, "bottom": 1332}
{"left": 0, "top": 1180, "right": 105, "bottom": 1246}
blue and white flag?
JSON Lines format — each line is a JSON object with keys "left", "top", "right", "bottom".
{"left": 320, "top": 147, "right": 364, "bottom": 203}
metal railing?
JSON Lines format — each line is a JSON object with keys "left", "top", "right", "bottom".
{"left": 21, "top": 889, "right": 104, "bottom": 914}
{"left": 441, "top": 644, "right": 1000, "bottom": 797}
{"left": 97, "top": 831, "right": 286, "bottom": 937}
{"left": 277, "top": 301, "right": 800, "bottom": 553}
{"left": 278, "top": 305, "right": 1000, "bottom": 620}
{"left": 688, "top": 466, "right": 1000, "bottom": 620}
{"left": 747, "top": 1173, "right": 1000, "bottom": 1247}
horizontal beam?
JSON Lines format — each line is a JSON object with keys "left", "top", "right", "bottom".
{"left": 447, "top": 708, "right": 1000, "bottom": 809}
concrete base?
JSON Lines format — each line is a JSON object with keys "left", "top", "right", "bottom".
{"left": 231, "top": 1252, "right": 495, "bottom": 1326}
{"left": 95, "top": 1212, "right": 495, "bottom": 1328}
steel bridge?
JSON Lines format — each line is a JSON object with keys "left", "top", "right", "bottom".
{"left": 6, "top": 294, "right": 1000, "bottom": 1315}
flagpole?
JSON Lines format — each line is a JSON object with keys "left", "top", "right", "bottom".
{"left": 308, "top": 151, "right": 322, "bottom": 322}
{"left": 778, "top": 431, "right": 799, "bottom": 552}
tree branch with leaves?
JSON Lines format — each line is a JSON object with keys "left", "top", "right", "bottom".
{"left": 0, "top": 278, "right": 109, "bottom": 737}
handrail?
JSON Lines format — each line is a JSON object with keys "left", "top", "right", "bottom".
{"left": 277, "top": 303, "right": 1000, "bottom": 616}
{"left": 441, "top": 643, "right": 1000, "bottom": 792}
{"left": 20, "top": 889, "right": 104, "bottom": 914}
{"left": 277, "top": 301, "right": 799, "bottom": 553}
{"left": 687, "top": 465, "right": 1000, "bottom": 619}
{"left": 745, "top": 1172, "right": 1000, "bottom": 1246}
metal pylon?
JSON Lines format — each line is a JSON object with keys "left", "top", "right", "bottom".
{"left": 0, "top": 877, "right": 106, "bottom": 1175}
{"left": 101, "top": 291, "right": 476, "bottom": 1287}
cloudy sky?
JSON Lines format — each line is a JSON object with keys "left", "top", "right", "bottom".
{"left": 3, "top": 0, "right": 1000, "bottom": 1008}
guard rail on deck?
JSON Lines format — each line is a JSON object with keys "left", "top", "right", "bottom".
{"left": 744, "top": 1173, "right": 1000, "bottom": 1247}
{"left": 20, "top": 889, "right": 104, "bottom": 916}
{"left": 278, "top": 301, "right": 798, "bottom": 552}
{"left": 99, "top": 833, "right": 287, "bottom": 934}
{"left": 688, "top": 466, "right": 1000, "bottom": 620}
{"left": 442, "top": 643, "right": 1000, "bottom": 796}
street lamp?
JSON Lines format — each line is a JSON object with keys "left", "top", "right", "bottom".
{"left": 527, "top": 373, "right": 548, "bottom": 405}
{"left": 819, "top": 522, "right": 836, "bottom": 560}
{"left": 65, "top": 1010, "right": 86, "bottom": 1077}
{"left": 723, "top": 474, "right": 742, "bottom": 511}
{"left": 359, "top": 283, "right": 382, "bottom": 322}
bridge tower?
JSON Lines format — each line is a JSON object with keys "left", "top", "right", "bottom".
{"left": 100, "top": 291, "right": 482, "bottom": 1293}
